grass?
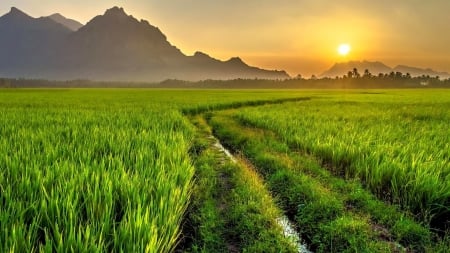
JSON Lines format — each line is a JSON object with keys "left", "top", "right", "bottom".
{"left": 1, "top": 88, "right": 449, "bottom": 252}
{"left": 183, "top": 115, "right": 296, "bottom": 252}
{"left": 232, "top": 91, "right": 450, "bottom": 228}
{"left": 0, "top": 88, "right": 308, "bottom": 251}
{"left": 208, "top": 109, "right": 448, "bottom": 252}
{"left": 0, "top": 99, "right": 194, "bottom": 252}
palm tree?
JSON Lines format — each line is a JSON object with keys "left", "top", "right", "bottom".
{"left": 352, "top": 68, "right": 360, "bottom": 78}
{"left": 347, "top": 71, "right": 353, "bottom": 79}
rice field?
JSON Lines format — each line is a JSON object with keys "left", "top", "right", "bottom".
{"left": 231, "top": 91, "right": 450, "bottom": 225}
{"left": 0, "top": 88, "right": 449, "bottom": 252}
{"left": 0, "top": 92, "right": 195, "bottom": 252}
{"left": 0, "top": 89, "right": 306, "bottom": 252}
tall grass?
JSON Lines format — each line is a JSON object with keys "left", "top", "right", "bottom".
{"left": 0, "top": 95, "right": 193, "bottom": 251}
{"left": 233, "top": 91, "right": 450, "bottom": 225}
{"left": 2, "top": 88, "right": 449, "bottom": 250}
{"left": 0, "top": 88, "right": 311, "bottom": 251}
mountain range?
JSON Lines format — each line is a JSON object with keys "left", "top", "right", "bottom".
{"left": 1, "top": 7, "right": 448, "bottom": 82}
{"left": 0, "top": 7, "right": 288, "bottom": 81}
{"left": 320, "top": 61, "right": 450, "bottom": 79}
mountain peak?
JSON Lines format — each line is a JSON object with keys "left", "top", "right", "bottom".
{"left": 48, "top": 13, "right": 65, "bottom": 20}
{"left": 194, "top": 51, "right": 211, "bottom": 58}
{"left": 3, "top": 7, "right": 31, "bottom": 19}
{"left": 321, "top": 60, "right": 392, "bottom": 77}
{"left": 228, "top": 57, "right": 244, "bottom": 63}
{"left": 104, "top": 6, "right": 127, "bottom": 18}
{"left": 47, "top": 13, "right": 83, "bottom": 31}
{"left": 227, "top": 57, "right": 247, "bottom": 66}
{"left": 10, "top": 7, "right": 23, "bottom": 14}
{"left": 76, "top": 6, "right": 172, "bottom": 47}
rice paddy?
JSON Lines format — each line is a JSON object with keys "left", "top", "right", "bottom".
{"left": 0, "top": 89, "right": 449, "bottom": 252}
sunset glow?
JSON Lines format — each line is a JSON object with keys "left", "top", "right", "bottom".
{"left": 0, "top": 1, "right": 450, "bottom": 76}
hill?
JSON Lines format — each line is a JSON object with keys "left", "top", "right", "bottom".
{"left": 0, "top": 7, "right": 289, "bottom": 81}
{"left": 321, "top": 60, "right": 450, "bottom": 79}
{"left": 393, "top": 65, "right": 450, "bottom": 78}
{"left": 0, "top": 7, "right": 71, "bottom": 77}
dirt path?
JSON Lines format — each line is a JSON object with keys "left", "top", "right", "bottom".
{"left": 180, "top": 115, "right": 302, "bottom": 252}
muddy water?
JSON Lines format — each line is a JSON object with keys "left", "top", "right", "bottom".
{"left": 211, "top": 136, "right": 311, "bottom": 253}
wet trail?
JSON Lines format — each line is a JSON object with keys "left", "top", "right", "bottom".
{"left": 211, "top": 134, "right": 311, "bottom": 253}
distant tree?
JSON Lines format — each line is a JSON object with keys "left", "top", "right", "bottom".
{"left": 310, "top": 74, "right": 317, "bottom": 80}
{"left": 0, "top": 78, "right": 12, "bottom": 88}
{"left": 363, "top": 69, "right": 372, "bottom": 78}
{"left": 395, "top": 72, "right": 403, "bottom": 79}
{"left": 347, "top": 71, "right": 353, "bottom": 79}
{"left": 405, "top": 73, "right": 411, "bottom": 79}
{"left": 352, "top": 68, "right": 360, "bottom": 78}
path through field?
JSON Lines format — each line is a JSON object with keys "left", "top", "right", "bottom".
{"left": 181, "top": 96, "right": 449, "bottom": 252}
{"left": 1, "top": 89, "right": 448, "bottom": 252}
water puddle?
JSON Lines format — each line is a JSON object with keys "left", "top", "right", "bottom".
{"left": 213, "top": 142, "right": 237, "bottom": 163}
{"left": 211, "top": 136, "right": 311, "bottom": 253}
{"left": 276, "top": 216, "right": 312, "bottom": 253}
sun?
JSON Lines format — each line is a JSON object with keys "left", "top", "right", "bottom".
{"left": 337, "top": 44, "right": 351, "bottom": 56}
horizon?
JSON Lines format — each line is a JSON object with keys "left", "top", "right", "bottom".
{"left": 1, "top": 1, "right": 450, "bottom": 77}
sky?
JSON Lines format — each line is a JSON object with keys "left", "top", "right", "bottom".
{"left": 1, "top": 0, "right": 449, "bottom": 76}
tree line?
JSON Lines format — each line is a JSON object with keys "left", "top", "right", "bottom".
{"left": 1, "top": 69, "right": 450, "bottom": 89}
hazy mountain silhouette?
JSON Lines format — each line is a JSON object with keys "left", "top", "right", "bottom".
{"left": 321, "top": 60, "right": 449, "bottom": 78}
{"left": 320, "top": 61, "right": 392, "bottom": 77}
{"left": 47, "top": 13, "right": 83, "bottom": 31}
{"left": 393, "top": 65, "right": 450, "bottom": 78}
{"left": 0, "top": 7, "right": 72, "bottom": 77}
{"left": 0, "top": 7, "right": 289, "bottom": 81}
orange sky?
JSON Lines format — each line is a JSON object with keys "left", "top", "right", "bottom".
{"left": 1, "top": 1, "right": 450, "bottom": 76}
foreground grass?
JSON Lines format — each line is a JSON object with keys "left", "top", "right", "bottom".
{"left": 208, "top": 111, "right": 449, "bottom": 252}
{"left": 1, "top": 88, "right": 449, "bottom": 252}
{"left": 0, "top": 89, "right": 308, "bottom": 251}
{"left": 232, "top": 91, "right": 450, "bottom": 229}
{"left": 0, "top": 102, "right": 194, "bottom": 252}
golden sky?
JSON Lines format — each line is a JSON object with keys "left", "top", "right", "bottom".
{"left": 1, "top": 0, "right": 449, "bottom": 76}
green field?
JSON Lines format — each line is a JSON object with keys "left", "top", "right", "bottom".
{"left": 0, "top": 89, "right": 449, "bottom": 252}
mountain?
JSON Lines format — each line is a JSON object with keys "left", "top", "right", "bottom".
{"left": 47, "top": 13, "right": 83, "bottom": 31}
{"left": 320, "top": 61, "right": 392, "bottom": 78}
{"left": 320, "top": 60, "right": 449, "bottom": 79}
{"left": 393, "top": 65, "right": 450, "bottom": 78}
{"left": 0, "top": 7, "right": 289, "bottom": 81}
{"left": 0, "top": 7, "right": 72, "bottom": 76}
